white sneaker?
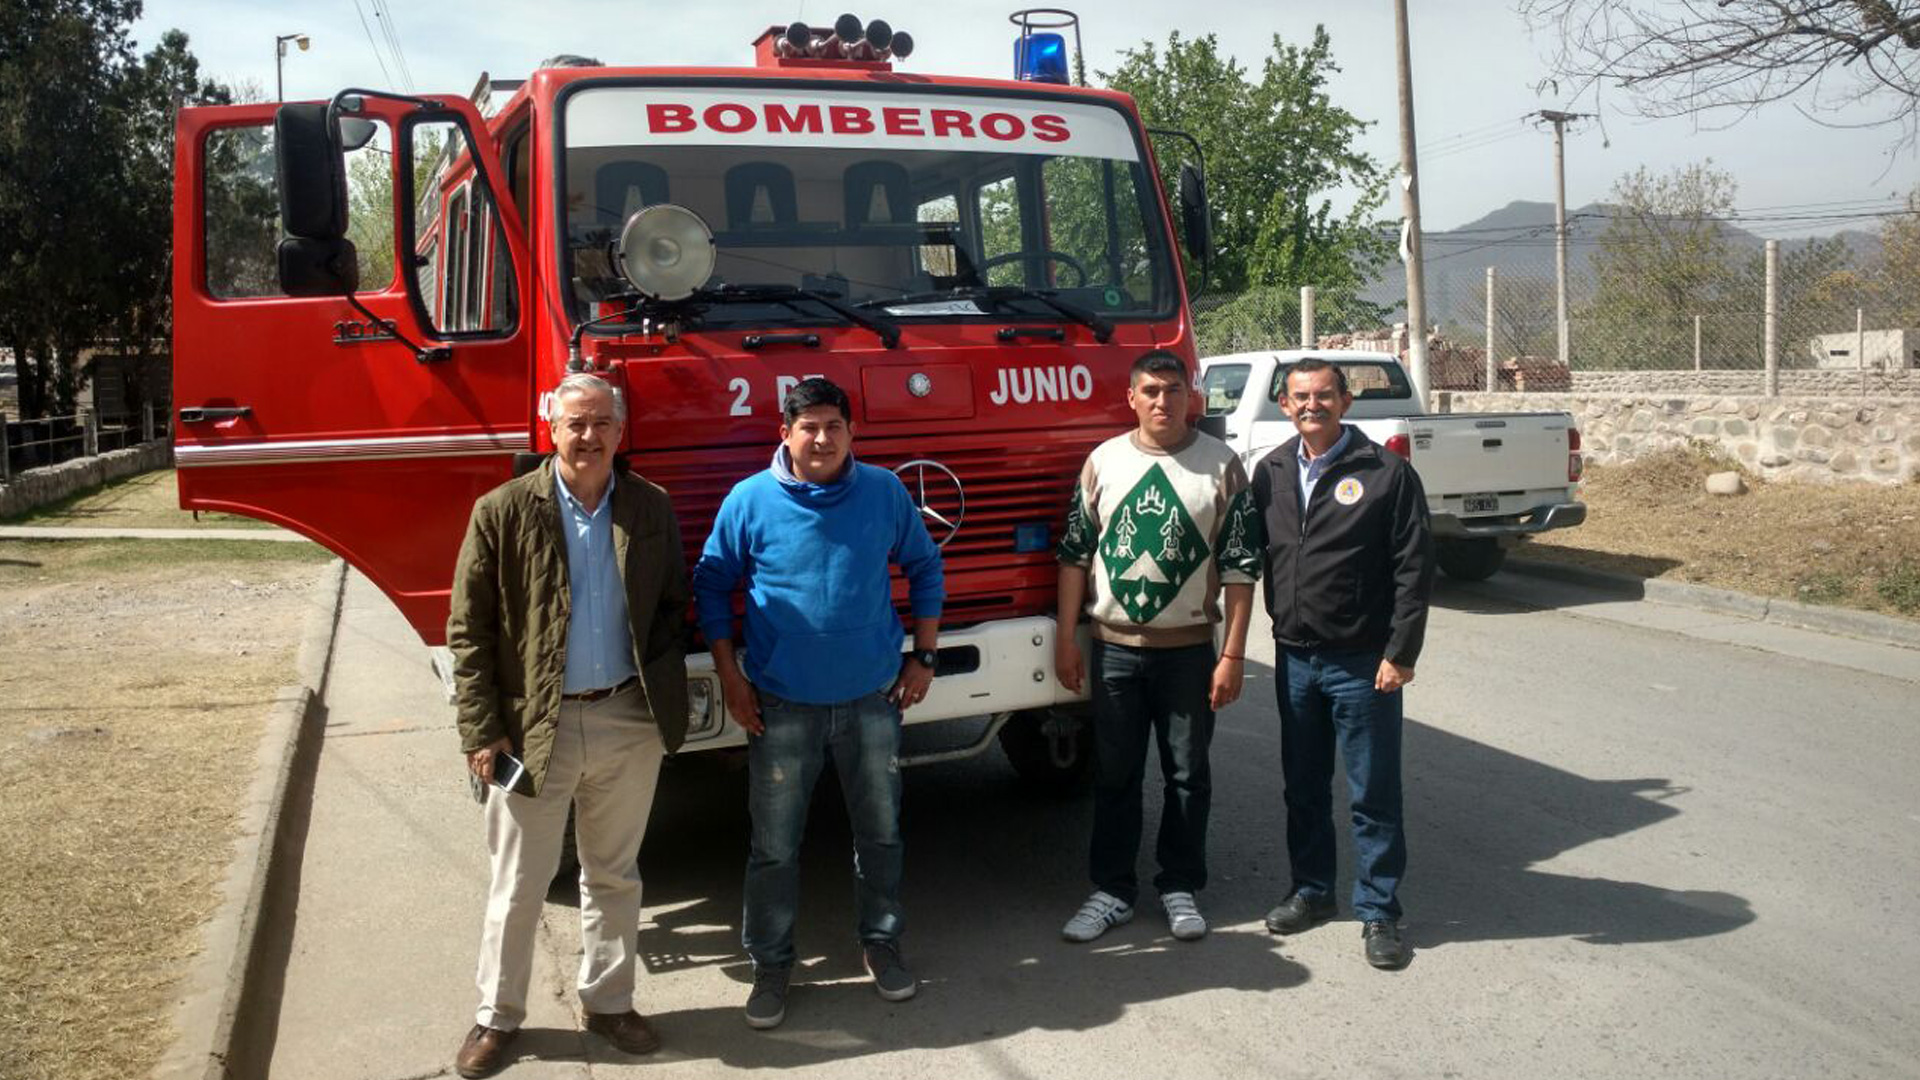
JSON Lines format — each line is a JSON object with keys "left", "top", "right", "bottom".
{"left": 1161, "top": 891, "right": 1208, "bottom": 941}
{"left": 1061, "top": 890, "right": 1134, "bottom": 942}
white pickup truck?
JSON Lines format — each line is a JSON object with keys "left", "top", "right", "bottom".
{"left": 1197, "top": 350, "right": 1586, "bottom": 580}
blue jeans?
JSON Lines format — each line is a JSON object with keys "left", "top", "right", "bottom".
{"left": 742, "top": 689, "right": 904, "bottom": 970}
{"left": 1088, "top": 640, "right": 1216, "bottom": 906}
{"left": 1276, "top": 647, "right": 1406, "bottom": 923}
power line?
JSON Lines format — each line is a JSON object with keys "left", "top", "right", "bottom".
{"left": 349, "top": 0, "right": 397, "bottom": 89}
{"left": 371, "top": 0, "right": 416, "bottom": 93}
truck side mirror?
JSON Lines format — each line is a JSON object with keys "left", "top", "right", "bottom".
{"left": 274, "top": 102, "right": 356, "bottom": 296}
{"left": 1178, "top": 162, "right": 1212, "bottom": 269}
{"left": 275, "top": 103, "right": 348, "bottom": 241}
{"left": 278, "top": 235, "right": 360, "bottom": 296}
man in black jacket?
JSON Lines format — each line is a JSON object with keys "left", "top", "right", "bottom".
{"left": 1250, "top": 358, "right": 1433, "bottom": 970}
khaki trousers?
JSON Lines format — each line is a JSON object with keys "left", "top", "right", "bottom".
{"left": 474, "top": 683, "right": 663, "bottom": 1030}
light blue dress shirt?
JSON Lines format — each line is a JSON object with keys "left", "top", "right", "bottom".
{"left": 554, "top": 471, "right": 639, "bottom": 695}
{"left": 1297, "top": 425, "right": 1354, "bottom": 511}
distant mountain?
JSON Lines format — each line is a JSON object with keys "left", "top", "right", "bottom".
{"left": 1358, "top": 200, "right": 1884, "bottom": 330}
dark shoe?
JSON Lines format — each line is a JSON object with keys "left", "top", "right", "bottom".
{"left": 1264, "top": 892, "right": 1337, "bottom": 935}
{"left": 584, "top": 1010, "right": 661, "bottom": 1055}
{"left": 862, "top": 941, "right": 918, "bottom": 1002}
{"left": 745, "top": 965, "right": 791, "bottom": 1030}
{"left": 455, "top": 1025, "right": 516, "bottom": 1079}
{"left": 1363, "top": 920, "right": 1409, "bottom": 969}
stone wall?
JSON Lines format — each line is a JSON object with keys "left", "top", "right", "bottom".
{"left": 1444, "top": 392, "right": 1920, "bottom": 485}
{"left": 0, "top": 439, "right": 172, "bottom": 518}
{"left": 1568, "top": 369, "right": 1920, "bottom": 397}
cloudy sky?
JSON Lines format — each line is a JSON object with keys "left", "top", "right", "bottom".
{"left": 138, "top": 0, "right": 1915, "bottom": 236}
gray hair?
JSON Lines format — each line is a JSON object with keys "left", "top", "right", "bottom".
{"left": 551, "top": 373, "right": 626, "bottom": 423}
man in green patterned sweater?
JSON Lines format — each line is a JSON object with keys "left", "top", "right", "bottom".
{"left": 1054, "top": 351, "right": 1262, "bottom": 943}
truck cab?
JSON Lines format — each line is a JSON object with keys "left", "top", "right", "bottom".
{"left": 171, "top": 22, "right": 1211, "bottom": 780}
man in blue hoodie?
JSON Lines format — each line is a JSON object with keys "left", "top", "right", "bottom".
{"left": 693, "top": 377, "right": 944, "bottom": 1031}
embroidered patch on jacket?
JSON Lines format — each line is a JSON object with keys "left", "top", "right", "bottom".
{"left": 1334, "top": 477, "right": 1365, "bottom": 505}
{"left": 1098, "top": 463, "right": 1209, "bottom": 624}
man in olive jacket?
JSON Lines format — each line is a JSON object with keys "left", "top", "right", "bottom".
{"left": 446, "top": 374, "right": 690, "bottom": 1076}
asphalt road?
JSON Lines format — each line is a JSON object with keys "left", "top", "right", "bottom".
{"left": 258, "top": 570, "right": 1920, "bottom": 1079}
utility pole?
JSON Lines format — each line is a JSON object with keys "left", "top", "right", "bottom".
{"left": 1394, "top": 0, "right": 1431, "bottom": 406}
{"left": 1536, "top": 109, "right": 1589, "bottom": 372}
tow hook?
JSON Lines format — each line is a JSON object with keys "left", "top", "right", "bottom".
{"left": 1041, "top": 711, "right": 1083, "bottom": 769}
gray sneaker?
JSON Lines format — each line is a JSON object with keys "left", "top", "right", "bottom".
{"left": 1061, "top": 890, "right": 1134, "bottom": 942}
{"left": 744, "top": 965, "right": 790, "bottom": 1030}
{"left": 862, "top": 941, "right": 918, "bottom": 1001}
{"left": 1160, "top": 891, "right": 1208, "bottom": 941}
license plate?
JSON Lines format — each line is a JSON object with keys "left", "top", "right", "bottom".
{"left": 1463, "top": 493, "right": 1499, "bottom": 514}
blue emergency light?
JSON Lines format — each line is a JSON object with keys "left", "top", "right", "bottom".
{"left": 1014, "top": 32, "right": 1069, "bottom": 83}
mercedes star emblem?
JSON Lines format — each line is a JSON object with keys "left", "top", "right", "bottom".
{"left": 907, "top": 372, "right": 933, "bottom": 398}
{"left": 892, "top": 459, "right": 966, "bottom": 547}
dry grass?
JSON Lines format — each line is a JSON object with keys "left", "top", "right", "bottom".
{"left": 0, "top": 539, "right": 330, "bottom": 1080}
{"left": 3, "top": 469, "right": 272, "bottom": 529}
{"left": 1517, "top": 445, "right": 1920, "bottom": 618}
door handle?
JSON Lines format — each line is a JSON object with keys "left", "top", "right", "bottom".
{"left": 179, "top": 406, "right": 252, "bottom": 423}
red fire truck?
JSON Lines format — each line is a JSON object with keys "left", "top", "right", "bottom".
{"left": 171, "top": 16, "right": 1212, "bottom": 783}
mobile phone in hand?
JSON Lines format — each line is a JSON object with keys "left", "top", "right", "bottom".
{"left": 491, "top": 751, "right": 535, "bottom": 797}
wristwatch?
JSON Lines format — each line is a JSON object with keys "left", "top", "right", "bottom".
{"left": 909, "top": 648, "right": 938, "bottom": 671}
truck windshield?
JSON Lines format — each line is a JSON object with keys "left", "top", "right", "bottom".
{"left": 560, "top": 85, "right": 1176, "bottom": 330}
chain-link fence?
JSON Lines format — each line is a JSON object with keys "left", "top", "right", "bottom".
{"left": 1190, "top": 243, "right": 1919, "bottom": 396}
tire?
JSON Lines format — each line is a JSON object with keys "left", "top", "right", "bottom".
{"left": 997, "top": 707, "right": 1094, "bottom": 793}
{"left": 1436, "top": 537, "right": 1508, "bottom": 582}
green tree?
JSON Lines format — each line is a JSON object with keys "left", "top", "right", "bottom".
{"left": 0, "top": 2, "right": 223, "bottom": 423}
{"left": 1578, "top": 162, "right": 1744, "bottom": 369}
{"left": 1100, "top": 27, "right": 1394, "bottom": 325}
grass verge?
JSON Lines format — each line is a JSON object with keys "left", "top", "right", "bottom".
{"left": 3, "top": 469, "right": 273, "bottom": 529}
{"left": 0, "top": 539, "right": 329, "bottom": 1080}
{"left": 1516, "top": 445, "right": 1920, "bottom": 619}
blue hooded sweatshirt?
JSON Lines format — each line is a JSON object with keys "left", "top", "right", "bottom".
{"left": 692, "top": 448, "right": 945, "bottom": 705}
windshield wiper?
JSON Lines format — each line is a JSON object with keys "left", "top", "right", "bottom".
{"left": 860, "top": 285, "right": 1114, "bottom": 344}
{"left": 693, "top": 283, "right": 901, "bottom": 349}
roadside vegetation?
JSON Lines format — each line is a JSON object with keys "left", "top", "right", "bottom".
{"left": 1517, "top": 445, "right": 1920, "bottom": 618}
{"left": 0, "top": 479, "right": 329, "bottom": 1080}
{"left": 3, "top": 469, "right": 272, "bottom": 530}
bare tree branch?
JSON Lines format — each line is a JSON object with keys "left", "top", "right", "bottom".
{"left": 1521, "top": 0, "right": 1920, "bottom": 146}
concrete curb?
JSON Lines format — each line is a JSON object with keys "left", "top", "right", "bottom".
{"left": 1505, "top": 555, "right": 1920, "bottom": 651}
{"left": 154, "top": 558, "right": 347, "bottom": 1080}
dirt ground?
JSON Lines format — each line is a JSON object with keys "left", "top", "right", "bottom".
{"left": 4, "top": 468, "right": 270, "bottom": 529}
{"left": 0, "top": 523, "right": 330, "bottom": 1076}
{"left": 1517, "top": 446, "right": 1920, "bottom": 618}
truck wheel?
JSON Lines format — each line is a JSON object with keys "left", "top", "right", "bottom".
{"left": 997, "top": 707, "right": 1094, "bottom": 793}
{"left": 1436, "top": 538, "right": 1507, "bottom": 581}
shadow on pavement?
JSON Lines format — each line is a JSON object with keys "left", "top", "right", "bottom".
{"left": 1427, "top": 564, "right": 1663, "bottom": 615}
{"left": 527, "top": 661, "right": 1757, "bottom": 1065}
{"left": 1399, "top": 717, "right": 1753, "bottom": 949}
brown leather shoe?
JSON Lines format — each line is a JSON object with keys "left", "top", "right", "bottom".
{"left": 455, "top": 1025, "right": 516, "bottom": 1078}
{"left": 585, "top": 1009, "right": 662, "bottom": 1055}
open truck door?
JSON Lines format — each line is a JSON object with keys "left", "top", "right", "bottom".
{"left": 173, "top": 93, "right": 533, "bottom": 641}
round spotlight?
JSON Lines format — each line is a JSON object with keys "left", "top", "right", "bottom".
{"left": 890, "top": 30, "right": 914, "bottom": 58}
{"left": 865, "top": 19, "right": 893, "bottom": 50}
{"left": 617, "top": 204, "right": 715, "bottom": 301}
{"left": 781, "top": 20, "right": 811, "bottom": 55}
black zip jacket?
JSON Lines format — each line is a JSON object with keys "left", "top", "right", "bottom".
{"left": 1250, "top": 426, "right": 1435, "bottom": 666}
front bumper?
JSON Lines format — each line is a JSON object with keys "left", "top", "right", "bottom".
{"left": 1431, "top": 501, "right": 1587, "bottom": 539}
{"left": 678, "top": 616, "right": 1092, "bottom": 752}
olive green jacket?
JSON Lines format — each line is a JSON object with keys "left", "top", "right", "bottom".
{"left": 447, "top": 458, "right": 690, "bottom": 794}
